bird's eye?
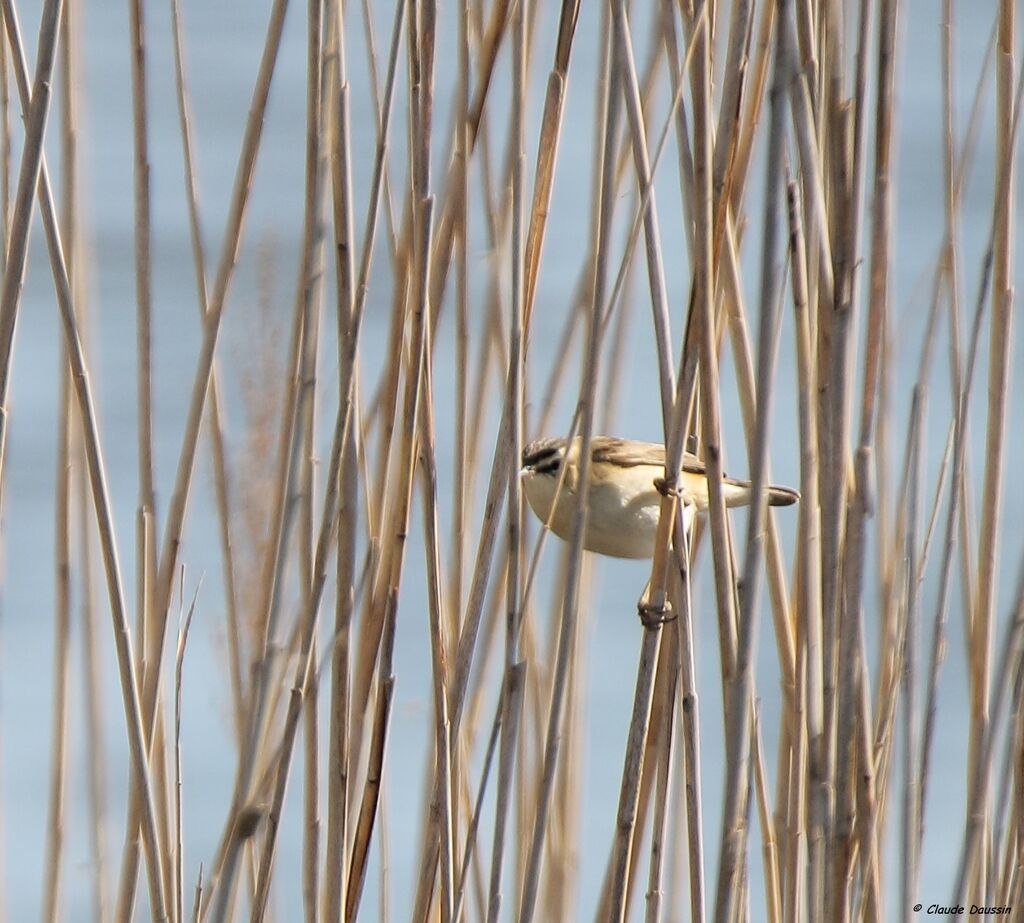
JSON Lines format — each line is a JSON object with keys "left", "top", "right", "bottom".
{"left": 522, "top": 444, "right": 561, "bottom": 474}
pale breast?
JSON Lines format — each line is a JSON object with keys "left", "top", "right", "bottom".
{"left": 523, "top": 464, "right": 663, "bottom": 559}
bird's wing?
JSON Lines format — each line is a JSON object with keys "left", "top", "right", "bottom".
{"left": 681, "top": 452, "right": 708, "bottom": 476}
{"left": 591, "top": 437, "right": 665, "bottom": 468}
{"left": 590, "top": 439, "right": 730, "bottom": 481}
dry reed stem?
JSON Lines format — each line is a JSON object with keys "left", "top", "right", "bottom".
{"left": 168, "top": 0, "right": 245, "bottom": 740}
{"left": 485, "top": 664, "right": 526, "bottom": 923}
{"left": 354, "top": 165, "right": 436, "bottom": 916}
{"left": 128, "top": 0, "right": 156, "bottom": 716}
{"left": 452, "top": 675, "right": 506, "bottom": 923}
{"left": 303, "top": 642, "right": 321, "bottom": 923}
{"left": 712, "top": 0, "right": 754, "bottom": 203}
{"left": 671, "top": 523, "right": 706, "bottom": 923}
{"left": 119, "top": 0, "right": 169, "bottom": 893}
{"left": 821, "top": 0, "right": 874, "bottom": 911}
{"left": 245, "top": 219, "right": 371, "bottom": 920}
{"left": 521, "top": 0, "right": 579, "bottom": 326}
{"left": 189, "top": 867, "right": 203, "bottom": 923}
{"left": 661, "top": 0, "right": 698, "bottom": 256}
{"left": 0, "top": 0, "right": 62, "bottom": 483}
{"left": 1, "top": 2, "right": 171, "bottom": 916}
{"left": 752, "top": 709, "right": 781, "bottom": 923}
{"left": 337, "top": 0, "right": 407, "bottom": 756}
{"left": 448, "top": 0, "right": 472, "bottom": 664}
{"left": 785, "top": 176, "right": 825, "bottom": 923}
{"left": 425, "top": 0, "right": 512, "bottom": 315}
{"left": 41, "top": 4, "right": 83, "bottom": 917}
{"left": 954, "top": 567, "right": 1024, "bottom": 906}
{"left": 0, "top": 0, "right": 8, "bottom": 254}
{"left": 605, "top": 622, "right": 664, "bottom": 923}
{"left": 43, "top": 304, "right": 72, "bottom": 923}
{"left": 326, "top": 420, "right": 358, "bottom": 915}
{"left": 217, "top": 1, "right": 401, "bottom": 913}
{"left": 600, "top": 5, "right": 700, "bottom": 921}
{"left": 968, "top": 0, "right": 1015, "bottom": 897}
{"left": 346, "top": 674, "right": 395, "bottom": 921}
{"left": 297, "top": 4, "right": 329, "bottom": 920}
{"left": 614, "top": 1, "right": 674, "bottom": 420}
{"left": 415, "top": 316, "right": 457, "bottom": 922}
{"left": 516, "top": 29, "right": 617, "bottom": 923}
{"left": 713, "top": 0, "right": 790, "bottom": 912}
{"left": 720, "top": 218, "right": 796, "bottom": 686}
{"left": 79, "top": 386, "right": 110, "bottom": 922}
{"left": 322, "top": 0, "right": 357, "bottom": 917}
{"left": 207, "top": 195, "right": 317, "bottom": 920}
{"left": 0, "top": 52, "right": 7, "bottom": 903}
{"left": 174, "top": 586, "right": 200, "bottom": 923}
{"left": 149, "top": 0, "right": 292, "bottom": 743}
{"left": 156, "top": 2, "right": 300, "bottom": 898}
{"left": 643, "top": 644, "right": 678, "bottom": 923}
{"left": 480, "top": 0, "right": 527, "bottom": 919}
{"left": 828, "top": 0, "right": 898, "bottom": 914}
{"left": 899, "top": 394, "right": 923, "bottom": 923}
{"left": 690, "top": 0, "right": 740, "bottom": 759}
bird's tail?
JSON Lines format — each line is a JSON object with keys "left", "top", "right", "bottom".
{"left": 768, "top": 485, "right": 800, "bottom": 506}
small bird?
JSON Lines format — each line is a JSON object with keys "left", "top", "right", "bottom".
{"left": 520, "top": 436, "right": 799, "bottom": 559}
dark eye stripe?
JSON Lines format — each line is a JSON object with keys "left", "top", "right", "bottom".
{"left": 522, "top": 445, "right": 562, "bottom": 474}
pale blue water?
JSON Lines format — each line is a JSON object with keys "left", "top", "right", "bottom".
{"left": 3, "top": 0, "right": 1023, "bottom": 921}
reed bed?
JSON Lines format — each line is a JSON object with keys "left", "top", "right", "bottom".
{"left": 3, "top": 0, "right": 1022, "bottom": 921}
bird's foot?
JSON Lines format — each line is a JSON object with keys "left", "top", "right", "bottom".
{"left": 637, "top": 596, "right": 675, "bottom": 628}
{"left": 654, "top": 476, "right": 682, "bottom": 499}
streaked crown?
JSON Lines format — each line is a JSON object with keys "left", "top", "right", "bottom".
{"left": 521, "top": 437, "right": 567, "bottom": 475}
